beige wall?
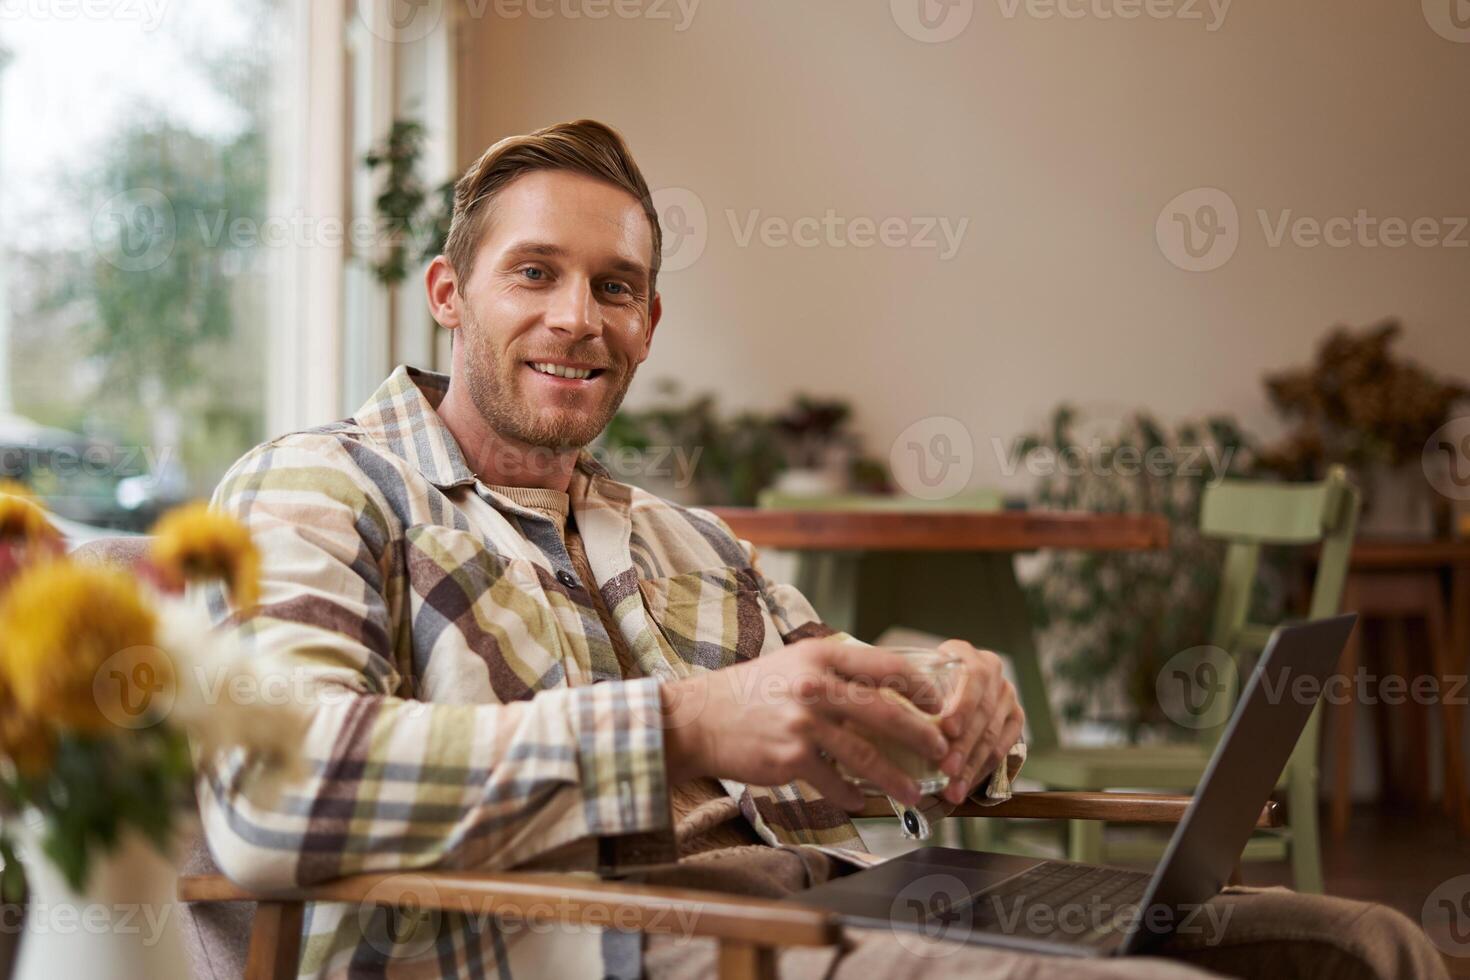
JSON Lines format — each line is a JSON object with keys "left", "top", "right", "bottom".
{"left": 454, "top": 0, "right": 1470, "bottom": 492}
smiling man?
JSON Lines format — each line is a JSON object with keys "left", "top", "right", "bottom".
{"left": 191, "top": 120, "right": 1444, "bottom": 980}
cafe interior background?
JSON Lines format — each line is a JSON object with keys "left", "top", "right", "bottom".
{"left": 0, "top": 0, "right": 1469, "bottom": 974}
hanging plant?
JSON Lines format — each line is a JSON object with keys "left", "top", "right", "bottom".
{"left": 362, "top": 120, "right": 426, "bottom": 285}
{"left": 362, "top": 120, "right": 456, "bottom": 286}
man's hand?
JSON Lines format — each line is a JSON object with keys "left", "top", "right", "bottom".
{"left": 933, "top": 639, "right": 1025, "bottom": 804}
{"left": 660, "top": 638, "right": 952, "bottom": 811}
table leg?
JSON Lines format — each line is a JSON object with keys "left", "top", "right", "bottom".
{"left": 1425, "top": 586, "right": 1467, "bottom": 834}
{"left": 1401, "top": 616, "right": 1434, "bottom": 808}
{"left": 1449, "top": 564, "right": 1470, "bottom": 835}
{"left": 1363, "top": 620, "right": 1395, "bottom": 803}
{"left": 1385, "top": 617, "right": 1432, "bottom": 809}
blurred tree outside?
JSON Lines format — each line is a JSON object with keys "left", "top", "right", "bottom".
{"left": 1, "top": 2, "right": 275, "bottom": 525}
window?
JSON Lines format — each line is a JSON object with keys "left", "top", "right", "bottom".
{"left": 0, "top": 0, "right": 295, "bottom": 532}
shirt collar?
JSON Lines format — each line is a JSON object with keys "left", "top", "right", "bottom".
{"left": 354, "top": 365, "right": 614, "bottom": 491}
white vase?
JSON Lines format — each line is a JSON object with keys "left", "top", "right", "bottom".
{"left": 770, "top": 466, "right": 846, "bottom": 498}
{"left": 1359, "top": 463, "right": 1435, "bottom": 538}
{"left": 10, "top": 813, "right": 192, "bottom": 980}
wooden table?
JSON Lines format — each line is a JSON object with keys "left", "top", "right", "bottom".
{"left": 708, "top": 510, "right": 1170, "bottom": 553}
{"left": 707, "top": 509, "right": 1169, "bottom": 755}
{"left": 1323, "top": 538, "right": 1470, "bottom": 838}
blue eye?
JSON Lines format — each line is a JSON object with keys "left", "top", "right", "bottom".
{"left": 522, "top": 267, "right": 544, "bottom": 280}
{"left": 604, "top": 282, "right": 626, "bottom": 295}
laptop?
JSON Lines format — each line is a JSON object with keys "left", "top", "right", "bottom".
{"left": 794, "top": 614, "right": 1358, "bottom": 957}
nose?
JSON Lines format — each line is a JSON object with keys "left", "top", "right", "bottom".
{"left": 543, "top": 276, "right": 603, "bottom": 342}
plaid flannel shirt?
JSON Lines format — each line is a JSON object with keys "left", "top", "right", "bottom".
{"left": 197, "top": 365, "right": 1022, "bottom": 978}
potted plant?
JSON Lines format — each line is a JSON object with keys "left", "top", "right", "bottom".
{"left": 0, "top": 486, "right": 306, "bottom": 979}
{"left": 768, "top": 395, "right": 861, "bottom": 498}
{"left": 361, "top": 120, "right": 456, "bottom": 287}
{"left": 1014, "top": 406, "right": 1263, "bottom": 740}
{"left": 598, "top": 380, "right": 742, "bottom": 505}
{"left": 1258, "top": 319, "right": 1469, "bottom": 537}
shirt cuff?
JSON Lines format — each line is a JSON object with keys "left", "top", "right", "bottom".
{"left": 570, "top": 677, "right": 671, "bottom": 838}
{"left": 970, "top": 740, "right": 1028, "bottom": 804}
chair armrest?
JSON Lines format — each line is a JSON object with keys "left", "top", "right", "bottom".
{"left": 856, "top": 790, "right": 1282, "bottom": 828}
{"left": 177, "top": 791, "right": 1278, "bottom": 980}
{"left": 178, "top": 869, "right": 841, "bottom": 949}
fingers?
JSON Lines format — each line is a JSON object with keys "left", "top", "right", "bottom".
{"left": 792, "top": 735, "right": 865, "bottom": 812}
{"left": 937, "top": 642, "right": 1001, "bottom": 740}
{"left": 946, "top": 699, "right": 1025, "bottom": 804}
{"left": 935, "top": 639, "right": 983, "bottom": 735}
{"left": 808, "top": 641, "right": 951, "bottom": 711}
{"left": 946, "top": 705, "right": 1006, "bottom": 804}
{"left": 935, "top": 646, "right": 1000, "bottom": 782}
{"left": 810, "top": 672, "right": 949, "bottom": 766}
{"left": 809, "top": 715, "right": 923, "bottom": 807}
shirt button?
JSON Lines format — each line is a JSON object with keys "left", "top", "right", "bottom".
{"left": 556, "top": 569, "right": 578, "bottom": 589}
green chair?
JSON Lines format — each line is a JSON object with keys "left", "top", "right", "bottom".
{"left": 1014, "top": 466, "right": 1360, "bottom": 893}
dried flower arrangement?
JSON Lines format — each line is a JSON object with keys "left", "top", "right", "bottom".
{"left": 1258, "top": 319, "right": 1468, "bottom": 481}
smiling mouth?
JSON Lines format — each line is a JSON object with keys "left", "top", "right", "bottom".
{"left": 526, "top": 361, "right": 607, "bottom": 381}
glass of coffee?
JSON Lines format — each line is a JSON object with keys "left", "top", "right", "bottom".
{"left": 838, "top": 648, "right": 963, "bottom": 796}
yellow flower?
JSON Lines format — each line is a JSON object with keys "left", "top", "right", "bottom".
{"left": 149, "top": 503, "right": 260, "bottom": 609}
{"left": 0, "top": 561, "right": 171, "bottom": 734}
{"left": 0, "top": 481, "right": 61, "bottom": 549}
{"left": 0, "top": 673, "right": 53, "bottom": 777}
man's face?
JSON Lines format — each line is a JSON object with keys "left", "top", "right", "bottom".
{"left": 452, "top": 169, "right": 660, "bottom": 449}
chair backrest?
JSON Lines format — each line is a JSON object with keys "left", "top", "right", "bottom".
{"left": 1194, "top": 465, "right": 1361, "bottom": 740}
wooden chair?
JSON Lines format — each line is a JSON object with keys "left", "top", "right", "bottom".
{"left": 1016, "top": 467, "right": 1360, "bottom": 893}
{"left": 41, "top": 531, "right": 1278, "bottom": 977}
{"left": 175, "top": 792, "right": 1281, "bottom": 980}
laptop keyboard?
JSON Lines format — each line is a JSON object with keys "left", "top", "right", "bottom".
{"left": 964, "top": 862, "right": 1152, "bottom": 947}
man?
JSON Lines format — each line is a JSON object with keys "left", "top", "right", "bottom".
{"left": 194, "top": 120, "right": 1444, "bottom": 979}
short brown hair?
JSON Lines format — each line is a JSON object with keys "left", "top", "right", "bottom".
{"left": 443, "top": 119, "right": 661, "bottom": 292}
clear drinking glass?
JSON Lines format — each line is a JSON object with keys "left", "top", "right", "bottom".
{"left": 838, "top": 648, "right": 963, "bottom": 796}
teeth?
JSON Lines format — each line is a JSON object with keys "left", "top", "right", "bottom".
{"left": 531, "top": 362, "right": 593, "bottom": 380}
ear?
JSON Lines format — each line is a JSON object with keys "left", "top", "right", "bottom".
{"left": 636, "top": 292, "right": 662, "bottom": 365}
{"left": 425, "top": 255, "right": 462, "bottom": 329}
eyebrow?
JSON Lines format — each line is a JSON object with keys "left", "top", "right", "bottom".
{"left": 502, "top": 240, "right": 652, "bottom": 283}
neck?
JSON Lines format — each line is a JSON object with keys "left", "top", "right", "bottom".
{"left": 437, "top": 378, "right": 580, "bottom": 492}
